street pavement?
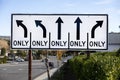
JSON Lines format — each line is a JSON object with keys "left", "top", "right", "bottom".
{"left": 34, "top": 56, "right": 73, "bottom": 80}
{"left": 34, "top": 68, "right": 58, "bottom": 80}
{"left": 0, "top": 56, "right": 58, "bottom": 80}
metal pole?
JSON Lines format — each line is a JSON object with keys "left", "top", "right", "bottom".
{"left": 87, "top": 33, "right": 90, "bottom": 59}
{"left": 87, "top": 50, "right": 90, "bottom": 59}
{"left": 28, "top": 50, "right": 32, "bottom": 80}
{"left": 45, "top": 50, "right": 50, "bottom": 80}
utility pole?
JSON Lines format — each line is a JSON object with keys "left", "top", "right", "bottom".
{"left": 45, "top": 51, "right": 50, "bottom": 80}
{"left": 28, "top": 50, "right": 32, "bottom": 80}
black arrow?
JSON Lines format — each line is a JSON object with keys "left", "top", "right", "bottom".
{"left": 91, "top": 21, "right": 103, "bottom": 38}
{"left": 74, "top": 17, "right": 82, "bottom": 40}
{"left": 16, "top": 20, "right": 28, "bottom": 38}
{"left": 56, "top": 17, "right": 63, "bottom": 40}
{"left": 35, "top": 20, "right": 47, "bottom": 38}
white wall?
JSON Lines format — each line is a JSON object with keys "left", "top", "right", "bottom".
{"left": 108, "top": 45, "right": 120, "bottom": 52}
{"left": 97, "top": 44, "right": 120, "bottom": 52}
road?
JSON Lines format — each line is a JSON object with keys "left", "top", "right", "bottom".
{"left": 0, "top": 56, "right": 59, "bottom": 80}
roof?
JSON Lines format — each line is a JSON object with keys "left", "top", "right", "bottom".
{"left": 108, "top": 33, "right": 120, "bottom": 45}
{"left": 0, "top": 36, "right": 10, "bottom": 40}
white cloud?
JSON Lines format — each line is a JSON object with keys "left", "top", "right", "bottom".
{"left": 95, "top": 0, "right": 114, "bottom": 5}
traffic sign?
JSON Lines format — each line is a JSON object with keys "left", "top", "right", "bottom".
{"left": 11, "top": 14, "right": 108, "bottom": 50}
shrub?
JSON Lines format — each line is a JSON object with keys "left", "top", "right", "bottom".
{"left": 69, "top": 52, "right": 120, "bottom": 80}
{"left": 0, "top": 56, "right": 7, "bottom": 64}
{"left": 116, "top": 48, "right": 120, "bottom": 56}
{"left": 1, "top": 48, "right": 6, "bottom": 56}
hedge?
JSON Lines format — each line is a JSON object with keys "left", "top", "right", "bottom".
{"left": 69, "top": 52, "right": 120, "bottom": 80}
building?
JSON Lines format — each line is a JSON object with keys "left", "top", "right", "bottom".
{"left": 108, "top": 33, "right": 120, "bottom": 51}
{"left": 0, "top": 36, "right": 10, "bottom": 40}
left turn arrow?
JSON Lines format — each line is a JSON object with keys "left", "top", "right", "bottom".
{"left": 16, "top": 20, "right": 28, "bottom": 38}
{"left": 35, "top": 20, "right": 47, "bottom": 38}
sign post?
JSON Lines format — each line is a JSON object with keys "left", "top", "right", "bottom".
{"left": 45, "top": 51, "right": 50, "bottom": 80}
{"left": 28, "top": 50, "right": 32, "bottom": 80}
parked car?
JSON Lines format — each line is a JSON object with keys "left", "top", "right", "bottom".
{"left": 16, "top": 58, "right": 24, "bottom": 62}
{"left": 63, "top": 59, "right": 68, "bottom": 63}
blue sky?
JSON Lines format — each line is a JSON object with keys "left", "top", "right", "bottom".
{"left": 0, "top": 0, "right": 120, "bottom": 36}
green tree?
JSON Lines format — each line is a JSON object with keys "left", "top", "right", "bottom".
{"left": 16, "top": 50, "right": 26, "bottom": 58}
{"left": 1, "top": 48, "right": 6, "bottom": 56}
{"left": 10, "top": 50, "right": 14, "bottom": 54}
{"left": 36, "top": 50, "right": 42, "bottom": 59}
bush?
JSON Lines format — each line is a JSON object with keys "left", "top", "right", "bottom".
{"left": 116, "top": 48, "right": 120, "bottom": 56}
{"left": 69, "top": 52, "right": 120, "bottom": 80}
{"left": 0, "top": 56, "right": 7, "bottom": 64}
{"left": 1, "top": 48, "right": 6, "bottom": 56}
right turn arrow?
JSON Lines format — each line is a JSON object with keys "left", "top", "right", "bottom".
{"left": 91, "top": 21, "right": 103, "bottom": 38}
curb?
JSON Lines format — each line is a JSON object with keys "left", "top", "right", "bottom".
{"left": 34, "top": 68, "right": 58, "bottom": 80}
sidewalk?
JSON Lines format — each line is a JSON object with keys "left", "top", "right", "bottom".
{"left": 34, "top": 68, "right": 58, "bottom": 80}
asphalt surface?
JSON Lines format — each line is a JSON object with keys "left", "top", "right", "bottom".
{"left": 0, "top": 56, "right": 58, "bottom": 80}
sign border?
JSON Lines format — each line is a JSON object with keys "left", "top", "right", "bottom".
{"left": 11, "top": 14, "right": 108, "bottom": 50}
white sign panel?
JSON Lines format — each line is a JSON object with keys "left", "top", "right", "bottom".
{"left": 11, "top": 14, "right": 108, "bottom": 50}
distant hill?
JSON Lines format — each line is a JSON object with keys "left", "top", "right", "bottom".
{"left": 0, "top": 36, "right": 10, "bottom": 50}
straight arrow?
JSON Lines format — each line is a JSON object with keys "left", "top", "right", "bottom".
{"left": 16, "top": 20, "right": 28, "bottom": 38}
{"left": 74, "top": 17, "right": 82, "bottom": 40}
{"left": 35, "top": 20, "right": 47, "bottom": 38}
{"left": 91, "top": 21, "right": 103, "bottom": 38}
{"left": 56, "top": 17, "right": 63, "bottom": 40}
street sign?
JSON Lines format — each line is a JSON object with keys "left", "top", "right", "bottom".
{"left": 11, "top": 14, "right": 108, "bottom": 50}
